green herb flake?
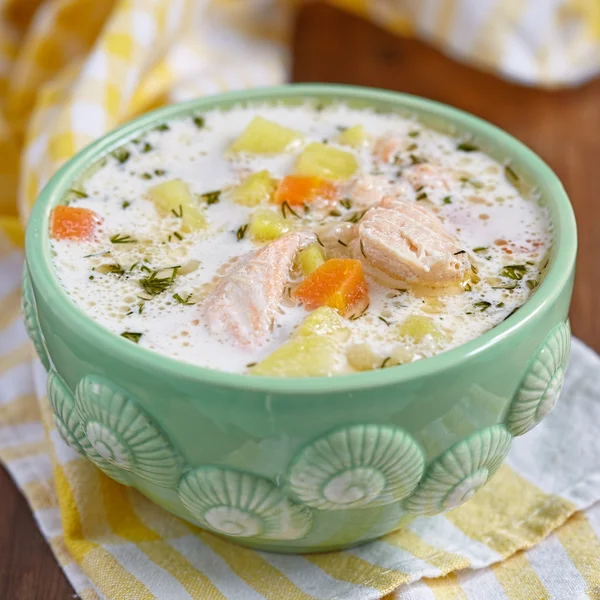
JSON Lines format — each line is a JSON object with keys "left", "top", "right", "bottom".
{"left": 457, "top": 142, "right": 479, "bottom": 152}
{"left": 139, "top": 271, "right": 173, "bottom": 297}
{"left": 526, "top": 280, "right": 538, "bottom": 290}
{"left": 315, "top": 234, "right": 324, "bottom": 247}
{"left": 89, "top": 275, "right": 94, "bottom": 280}
{"left": 408, "top": 130, "right": 420, "bottom": 138}
{"left": 340, "top": 198, "right": 352, "bottom": 210}
{"left": 154, "top": 169, "right": 166, "bottom": 176}
{"left": 236, "top": 224, "right": 248, "bottom": 241}
{"left": 155, "top": 123, "right": 169, "bottom": 132}
{"left": 443, "top": 196, "right": 452, "bottom": 204}
{"left": 349, "top": 304, "right": 369, "bottom": 320}
{"left": 173, "top": 231, "right": 183, "bottom": 241}
{"left": 110, "top": 233, "right": 137, "bottom": 244}
{"left": 505, "top": 164, "right": 519, "bottom": 183}
{"left": 360, "top": 239, "right": 367, "bottom": 259}
{"left": 173, "top": 293, "right": 195, "bottom": 305}
{"left": 201, "top": 190, "right": 221, "bottom": 205}
{"left": 141, "top": 172, "right": 152, "bottom": 180}
{"left": 122, "top": 200, "right": 131, "bottom": 209}
{"left": 407, "top": 143, "right": 418, "bottom": 151}
{"left": 500, "top": 264, "right": 527, "bottom": 280}
{"left": 410, "top": 154, "right": 426, "bottom": 165}
{"left": 474, "top": 300, "right": 491, "bottom": 312}
{"left": 171, "top": 204, "right": 183, "bottom": 218}
{"left": 140, "top": 142, "right": 153, "bottom": 153}
{"left": 503, "top": 307, "right": 519, "bottom": 321}
{"left": 329, "top": 209, "right": 342, "bottom": 217}
{"left": 381, "top": 357, "right": 392, "bottom": 368}
{"left": 497, "top": 302, "right": 505, "bottom": 308}
{"left": 69, "top": 188, "right": 88, "bottom": 198}
{"left": 337, "top": 239, "right": 348, "bottom": 247}
{"left": 281, "top": 200, "right": 299, "bottom": 219}
{"left": 416, "top": 192, "right": 428, "bottom": 201}
{"left": 473, "top": 247, "right": 488, "bottom": 254}
{"left": 454, "top": 250, "right": 466, "bottom": 255}
{"left": 464, "top": 282, "right": 472, "bottom": 292}
{"left": 246, "top": 362, "right": 257, "bottom": 368}
{"left": 193, "top": 116, "right": 205, "bottom": 129}
{"left": 112, "top": 148, "right": 130, "bottom": 164}
{"left": 121, "top": 332, "right": 142, "bottom": 343}
{"left": 378, "top": 316, "right": 391, "bottom": 326}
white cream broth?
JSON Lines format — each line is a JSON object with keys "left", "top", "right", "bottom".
{"left": 50, "top": 101, "right": 552, "bottom": 375}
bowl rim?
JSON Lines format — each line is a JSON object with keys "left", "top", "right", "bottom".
{"left": 26, "top": 83, "right": 577, "bottom": 394}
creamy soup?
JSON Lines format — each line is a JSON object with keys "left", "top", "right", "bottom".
{"left": 50, "top": 101, "right": 552, "bottom": 376}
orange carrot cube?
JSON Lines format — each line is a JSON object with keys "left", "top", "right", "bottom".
{"left": 293, "top": 258, "right": 369, "bottom": 317}
{"left": 51, "top": 206, "right": 99, "bottom": 241}
{"left": 274, "top": 175, "right": 337, "bottom": 206}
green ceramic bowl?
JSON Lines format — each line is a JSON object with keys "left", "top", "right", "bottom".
{"left": 23, "top": 85, "right": 576, "bottom": 553}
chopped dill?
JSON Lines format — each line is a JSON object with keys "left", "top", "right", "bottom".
{"left": 110, "top": 233, "right": 137, "bottom": 244}
{"left": 315, "top": 234, "right": 324, "bottom": 247}
{"left": 236, "top": 224, "right": 248, "bottom": 241}
{"left": 173, "top": 231, "right": 183, "bottom": 241}
{"left": 381, "top": 357, "right": 392, "bottom": 368}
{"left": 140, "top": 142, "right": 153, "bottom": 153}
{"left": 474, "top": 300, "right": 491, "bottom": 312}
{"left": 337, "top": 239, "right": 348, "bottom": 247}
{"left": 378, "top": 316, "right": 391, "bottom": 326}
{"left": 409, "top": 154, "right": 426, "bottom": 165}
{"left": 140, "top": 265, "right": 152, "bottom": 273}
{"left": 171, "top": 204, "right": 183, "bottom": 218}
{"left": 360, "top": 239, "right": 367, "bottom": 258}
{"left": 193, "top": 116, "right": 205, "bottom": 129}
{"left": 173, "top": 293, "right": 195, "bottom": 305}
{"left": 246, "top": 362, "right": 257, "bottom": 368}
{"left": 139, "top": 271, "right": 173, "bottom": 297}
{"left": 121, "top": 332, "right": 142, "bottom": 343}
{"left": 500, "top": 264, "right": 527, "bottom": 280}
{"left": 408, "top": 130, "right": 420, "bottom": 138}
{"left": 281, "top": 200, "right": 300, "bottom": 219}
{"left": 141, "top": 173, "right": 152, "bottom": 180}
{"left": 454, "top": 250, "right": 466, "bottom": 255}
{"left": 505, "top": 164, "right": 519, "bottom": 183}
{"left": 340, "top": 198, "right": 352, "bottom": 210}
{"left": 122, "top": 200, "right": 131, "bottom": 209}
{"left": 154, "top": 168, "right": 166, "bottom": 176}
{"left": 416, "top": 192, "right": 428, "bottom": 201}
{"left": 70, "top": 188, "right": 88, "bottom": 198}
{"left": 329, "top": 209, "right": 342, "bottom": 217}
{"left": 473, "top": 247, "right": 488, "bottom": 253}
{"left": 112, "top": 148, "right": 130, "bottom": 164}
{"left": 201, "top": 190, "right": 221, "bottom": 205}
{"left": 349, "top": 304, "right": 369, "bottom": 320}
{"left": 457, "top": 142, "right": 479, "bottom": 152}
{"left": 443, "top": 196, "right": 452, "bottom": 204}
{"left": 155, "top": 123, "right": 169, "bottom": 131}
{"left": 526, "top": 280, "right": 538, "bottom": 290}
{"left": 129, "top": 262, "right": 139, "bottom": 272}
{"left": 407, "top": 143, "right": 418, "bottom": 151}
{"left": 503, "top": 307, "right": 519, "bottom": 321}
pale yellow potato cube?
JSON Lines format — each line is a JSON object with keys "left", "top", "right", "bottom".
{"left": 249, "top": 208, "right": 290, "bottom": 241}
{"left": 295, "top": 143, "right": 358, "bottom": 180}
{"left": 231, "top": 170, "right": 276, "bottom": 206}
{"left": 148, "top": 179, "right": 206, "bottom": 232}
{"left": 299, "top": 243, "right": 325, "bottom": 276}
{"left": 229, "top": 117, "right": 302, "bottom": 154}
{"left": 336, "top": 125, "right": 367, "bottom": 148}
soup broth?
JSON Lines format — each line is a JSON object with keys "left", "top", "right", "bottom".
{"left": 50, "top": 101, "right": 552, "bottom": 376}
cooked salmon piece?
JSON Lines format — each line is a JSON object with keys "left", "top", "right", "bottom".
{"left": 373, "top": 135, "right": 403, "bottom": 163}
{"left": 405, "top": 164, "right": 450, "bottom": 192}
{"left": 202, "top": 232, "right": 314, "bottom": 347}
{"left": 357, "top": 199, "right": 469, "bottom": 287}
{"left": 349, "top": 175, "right": 409, "bottom": 210}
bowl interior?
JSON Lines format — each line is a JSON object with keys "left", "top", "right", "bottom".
{"left": 25, "top": 84, "right": 577, "bottom": 393}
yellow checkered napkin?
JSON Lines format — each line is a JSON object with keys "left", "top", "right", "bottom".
{"left": 1, "top": 1, "right": 600, "bottom": 598}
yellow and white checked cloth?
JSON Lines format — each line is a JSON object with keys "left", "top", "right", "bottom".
{"left": 1, "top": 1, "right": 600, "bottom": 599}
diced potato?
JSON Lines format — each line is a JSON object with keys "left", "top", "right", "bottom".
{"left": 336, "top": 125, "right": 367, "bottom": 148}
{"left": 294, "top": 306, "right": 348, "bottom": 338}
{"left": 389, "top": 345, "right": 414, "bottom": 366}
{"left": 249, "top": 208, "right": 290, "bottom": 241}
{"left": 251, "top": 335, "right": 344, "bottom": 377}
{"left": 397, "top": 315, "right": 444, "bottom": 343}
{"left": 149, "top": 179, "right": 206, "bottom": 232}
{"left": 299, "top": 244, "right": 325, "bottom": 276}
{"left": 346, "top": 343, "right": 382, "bottom": 372}
{"left": 229, "top": 117, "right": 302, "bottom": 154}
{"left": 231, "top": 170, "right": 276, "bottom": 206}
{"left": 295, "top": 143, "right": 358, "bottom": 181}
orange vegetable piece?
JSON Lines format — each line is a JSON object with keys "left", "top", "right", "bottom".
{"left": 274, "top": 175, "right": 337, "bottom": 206}
{"left": 293, "top": 258, "right": 369, "bottom": 317}
{"left": 51, "top": 206, "right": 99, "bottom": 240}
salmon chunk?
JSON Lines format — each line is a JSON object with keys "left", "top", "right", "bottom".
{"left": 202, "top": 232, "right": 314, "bottom": 347}
{"left": 358, "top": 200, "right": 469, "bottom": 287}
{"left": 405, "top": 164, "right": 450, "bottom": 192}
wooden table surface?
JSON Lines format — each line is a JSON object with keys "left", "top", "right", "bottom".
{"left": 1, "top": 3, "right": 598, "bottom": 598}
